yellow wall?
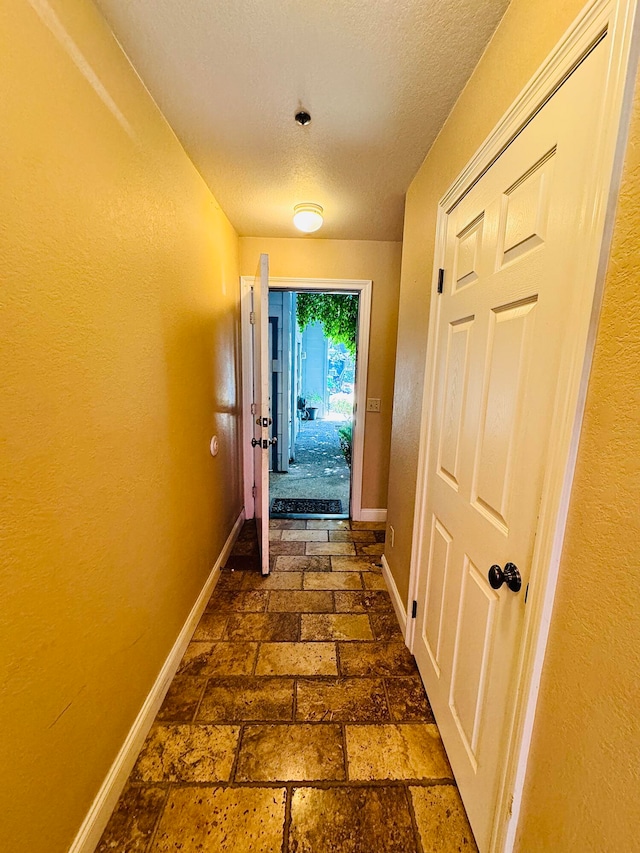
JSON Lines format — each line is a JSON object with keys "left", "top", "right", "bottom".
{"left": 389, "top": 0, "right": 640, "bottom": 847}
{"left": 516, "top": 61, "right": 640, "bottom": 850}
{"left": 0, "top": 1, "right": 242, "bottom": 851}
{"left": 240, "top": 237, "right": 402, "bottom": 510}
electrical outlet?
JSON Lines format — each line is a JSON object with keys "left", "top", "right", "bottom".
{"left": 389, "top": 525, "right": 395, "bottom": 547}
{"left": 366, "top": 397, "right": 381, "bottom": 412}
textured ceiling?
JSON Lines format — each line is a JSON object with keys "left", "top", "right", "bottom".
{"left": 94, "top": 0, "right": 510, "bottom": 240}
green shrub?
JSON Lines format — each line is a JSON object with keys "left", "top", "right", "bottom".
{"left": 330, "top": 394, "right": 353, "bottom": 417}
{"left": 338, "top": 423, "right": 352, "bottom": 468}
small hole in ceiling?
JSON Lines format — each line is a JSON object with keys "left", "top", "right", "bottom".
{"left": 295, "top": 110, "right": 311, "bottom": 126}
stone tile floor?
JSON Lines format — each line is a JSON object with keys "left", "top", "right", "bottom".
{"left": 96, "top": 520, "right": 477, "bottom": 852}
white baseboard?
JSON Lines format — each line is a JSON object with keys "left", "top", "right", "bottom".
{"left": 69, "top": 508, "right": 245, "bottom": 853}
{"left": 356, "top": 508, "right": 387, "bottom": 523}
{"left": 381, "top": 554, "right": 408, "bottom": 637}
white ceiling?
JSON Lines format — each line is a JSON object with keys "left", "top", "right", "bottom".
{"left": 94, "top": 0, "right": 510, "bottom": 240}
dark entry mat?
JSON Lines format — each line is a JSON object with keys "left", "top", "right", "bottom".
{"left": 271, "top": 498, "right": 342, "bottom": 515}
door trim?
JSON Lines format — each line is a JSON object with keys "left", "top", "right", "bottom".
{"left": 240, "top": 276, "right": 372, "bottom": 521}
{"left": 404, "top": 1, "right": 639, "bottom": 850}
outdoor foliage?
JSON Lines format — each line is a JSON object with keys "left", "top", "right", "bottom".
{"left": 327, "top": 342, "right": 355, "bottom": 395}
{"left": 330, "top": 394, "right": 353, "bottom": 417}
{"left": 296, "top": 293, "right": 358, "bottom": 356}
{"left": 338, "top": 422, "right": 352, "bottom": 468}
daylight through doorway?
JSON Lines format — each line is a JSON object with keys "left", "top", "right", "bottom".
{"left": 268, "top": 290, "right": 357, "bottom": 518}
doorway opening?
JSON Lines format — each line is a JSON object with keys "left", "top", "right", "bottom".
{"left": 241, "top": 274, "right": 372, "bottom": 526}
{"left": 268, "top": 290, "right": 357, "bottom": 519}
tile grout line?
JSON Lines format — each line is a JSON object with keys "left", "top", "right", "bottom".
{"left": 191, "top": 677, "right": 211, "bottom": 722}
{"left": 341, "top": 721, "right": 350, "bottom": 783}
{"left": 229, "top": 723, "right": 246, "bottom": 785}
{"left": 126, "top": 778, "right": 457, "bottom": 791}
{"left": 335, "top": 640, "right": 343, "bottom": 678}
{"left": 281, "top": 785, "right": 293, "bottom": 853}
{"left": 142, "top": 785, "right": 171, "bottom": 853}
{"left": 149, "top": 716, "right": 439, "bottom": 727}
{"left": 404, "top": 782, "right": 426, "bottom": 853}
{"left": 292, "top": 676, "right": 298, "bottom": 723}
{"left": 365, "top": 611, "right": 376, "bottom": 643}
{"left": 219, "top": 614, "right": 231, "bottom": 641}
{"left": 381, "top": 677, "right": 395, "bottom": 723}
{"left": 251, "top": 641, "right": 260, "bottom": 676}
{"left": 172, "top": 672, "right": 429, "bottom": 683}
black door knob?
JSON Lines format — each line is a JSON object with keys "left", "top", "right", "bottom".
{"left": 488, "top": 562, "right": 522, "bottom": 593}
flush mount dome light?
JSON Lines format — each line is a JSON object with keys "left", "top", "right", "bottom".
{"left": 293, "top": 203, "right": 324, "bottom": 233}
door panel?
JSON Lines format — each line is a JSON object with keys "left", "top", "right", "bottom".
{"left": 472, "top": 297, "right": 538, "bottom": 532}
{"left": 499, "top": 149, "right": 555, "bottom": 266}
{"left": 413, "top": 41, "right": 608, "bottom": 851}
{"left": 423, "top": 515, "right": 453, "bottom": 676}
{"left": 449, "top": 556, "right": 498, "bottom": 768}
{"left": 454, "top": 215, "right": 484, "bottom": 290}
{"left": 437, "top": 317, "right": 474, "bottom": 490}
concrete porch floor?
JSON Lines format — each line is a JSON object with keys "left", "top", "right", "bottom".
{"left": 270, "top": 419, "right": 351, "bottom": 514}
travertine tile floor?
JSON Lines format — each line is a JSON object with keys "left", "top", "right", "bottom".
{"left": 97, "top": 520, "right": 477, "bottom": 852}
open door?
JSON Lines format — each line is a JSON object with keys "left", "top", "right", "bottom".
{"left": 251, "top": 253, "right": 271, "bottom": 575}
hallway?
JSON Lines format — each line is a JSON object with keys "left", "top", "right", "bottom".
{"left": 96, "top": 520, "right": 476, "bottom": 852}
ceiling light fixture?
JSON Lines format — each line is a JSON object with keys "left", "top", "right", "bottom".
{"left": 293, "top": 202, "right": 324, "bottom": 233}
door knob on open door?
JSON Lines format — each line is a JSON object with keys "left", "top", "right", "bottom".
{"left": 251, "top": 437, "right": 278, "bottom": 449}
{"left": 488, "top": 562, "right": 522, "bottom": 593}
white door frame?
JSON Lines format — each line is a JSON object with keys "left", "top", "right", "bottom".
{"left": 241, "top": 276, "right": 372, "bottom": 521}
{"left": 404, "top": 1, "right": 639, "bottom": 850}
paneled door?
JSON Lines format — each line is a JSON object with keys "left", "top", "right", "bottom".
{"left": 412, "top": 41, "right": 608, "bottom": 851}
{"left": 251, "top": 253, "right": 271, "bottom": 575}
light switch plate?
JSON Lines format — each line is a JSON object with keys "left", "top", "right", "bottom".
{"left": 366, "top": 398, "right": 381, "bottom": 412}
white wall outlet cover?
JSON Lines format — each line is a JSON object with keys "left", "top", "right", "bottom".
{"left": 210, "top": 436, "right": 219, "bottom": 457}
{"left": 366, "top": 398, "right": 381, "bottom": 412}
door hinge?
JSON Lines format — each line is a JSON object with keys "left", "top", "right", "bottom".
{"left": 252, "top": 485, "right": 256, "bottom": 498}
{"left": 411, "top": 600, "right": 417, "bottom": 619}
{"left": 437, "top": 268, "right": 445, "bottom": 294}
{"left": 251, "top": 403, "right": 257, "bottom": 415}
{"left": 249, "top": 311, "right": 256, "bottom": 324}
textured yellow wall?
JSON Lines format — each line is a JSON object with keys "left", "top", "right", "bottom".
{"left": 0, "top": 1, "right": 242, "bottom": 851}
{"left": 386, "top": 0, "right": 592, "bottom": 604}
{"left": 240, "top": 237, "right": 402, "bottom": 510}
{"left": 516, "top": 62, "right": 640, "bottom": 850}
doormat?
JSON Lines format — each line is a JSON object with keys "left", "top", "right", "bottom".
{"left": 270, "top": 498, "right": 342, "bottom": 515}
